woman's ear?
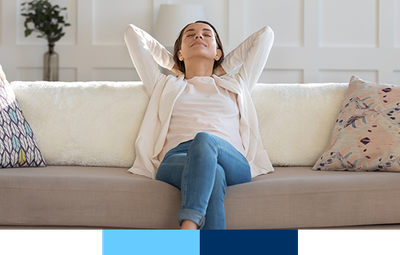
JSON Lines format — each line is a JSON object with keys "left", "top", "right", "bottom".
{"left": 178, "top": 51, "right": 184, "bottom": 61}
{"left": 215, "top": 49, "right": 222, "bottom": 61}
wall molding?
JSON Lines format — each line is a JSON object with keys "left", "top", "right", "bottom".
{"left": 0, "top": 0, "right": 398, "bottom": 84}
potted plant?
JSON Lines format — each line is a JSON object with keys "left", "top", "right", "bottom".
{"left": 21, "top": 0, "right": 70, "bottom": 81}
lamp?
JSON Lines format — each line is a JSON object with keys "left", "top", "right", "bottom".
{"left": 153, "top": 4, "right": 206, "bottom": 48}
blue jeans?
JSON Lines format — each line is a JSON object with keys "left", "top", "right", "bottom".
{"left": 156, "top": 132, "right": 251, "bottom": 229}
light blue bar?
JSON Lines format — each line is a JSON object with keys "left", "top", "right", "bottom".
{"left": 102, "top": 230, "right": 200, "bottom": 255}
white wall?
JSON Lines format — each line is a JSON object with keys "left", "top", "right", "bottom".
{"left": 0, "top": 0, "right": 399, "bottom": 84}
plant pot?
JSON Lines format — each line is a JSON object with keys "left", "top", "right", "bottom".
{"left": 43, "top": 45, "right": 59, "bottom": 81}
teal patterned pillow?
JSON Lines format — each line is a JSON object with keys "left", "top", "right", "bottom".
{"left": 0, "top": 65, "right": 46, "bottom": 168}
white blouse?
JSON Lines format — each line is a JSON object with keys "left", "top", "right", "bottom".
{"left": 160, "top": 76, "right": 244, "bottom": 161}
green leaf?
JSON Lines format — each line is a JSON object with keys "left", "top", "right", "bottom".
{"left": 24, "top": 29, "right": 33, "bottom": 37}
{"left": 20, "top": 0, "right": 70, "bottom": 43}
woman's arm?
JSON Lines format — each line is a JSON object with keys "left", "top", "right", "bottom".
{"left": 124, "top": 24, "right": 175, "bottom": 95}
{"left": 221, "top": 26, "right": 274, "bottom": 92}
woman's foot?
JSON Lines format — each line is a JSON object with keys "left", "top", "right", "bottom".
{"left": 181, "top": 220, "right": 198, "bottom": 230}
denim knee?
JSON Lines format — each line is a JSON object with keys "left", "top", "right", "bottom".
{"left": 189, "top": 132, "right": 217, "bottom": 156}
{"left": 192, "top": 132, "right": 215, "bottom": 146}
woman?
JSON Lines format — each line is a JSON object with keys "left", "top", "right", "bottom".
{"left": 124, "top": 21, "right": 274, "bottom": 229}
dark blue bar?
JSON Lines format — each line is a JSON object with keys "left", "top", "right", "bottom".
{"left": 200, "top": 230, "right": 298, "bottom": 255}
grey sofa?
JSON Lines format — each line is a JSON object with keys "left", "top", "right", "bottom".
{"left": 1, "top": 81, "right": 400, "bottom": 229}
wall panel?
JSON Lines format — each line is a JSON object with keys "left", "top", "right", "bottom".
{"left": 245, "top": 0, "right": 304, "bottom": 47}
{"left": 395, "top": 0, "right": 400, "bottom": 47}
{"left": 395, "top": 71, "right": 400, "bottom": 84}
{"left": 0, "top": 0, "right": 399, "bottom": 83}
{"left": 16, "top": 67, "right": 77, "bottom": 81}
{"left": 260, "top": 69, "right": 304, "bottom": 83}
{"left": 92, "top": 68, "right": 139, "bottom": 81}
{"left": 319, "top": 70, "right": 378, "bottom": 83}
{"left": 0, "top": 0, "right": 2, "bottom": 45}
{"left": 319, "top": 0, "right": 378, "bottom": 47}
{"left": 93, "top": 0, "right": 152, "bottom": 45}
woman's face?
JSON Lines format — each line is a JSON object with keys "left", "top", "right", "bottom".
{"left": 178, "top": 23, "right": 222, "bottom": 63}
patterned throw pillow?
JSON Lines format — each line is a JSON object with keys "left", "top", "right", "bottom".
{"left": 0, "top": 65, "right": 46, "bottom": 168}
{"left": 313, "top": 76, "right": 400, "bottom": 172}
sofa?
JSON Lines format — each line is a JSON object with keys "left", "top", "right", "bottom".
{"left": 1, "top": 77, "right": 400, "bottom": 230}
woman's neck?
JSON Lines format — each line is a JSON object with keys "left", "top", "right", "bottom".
{"left": 184, "top": 59, "right": 214, "bottom": 79}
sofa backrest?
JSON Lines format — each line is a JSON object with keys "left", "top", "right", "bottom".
{"left": 253, "top": 83, "right": 347, "bottom": 166}
{"left": 11, "top": 81, "right": 348, "bottom": 168}
{"left": 11, "top": 81, "right": 147, "bottom": 168}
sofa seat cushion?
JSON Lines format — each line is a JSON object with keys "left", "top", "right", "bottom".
{"left": 226, "top": 167, "right": 400, "bottom": 229}
{"left": 0, "top": 166, "right": 181, "bottom": 229}
{"left": 1, "top": 166, "right": 400, "bottom": 229}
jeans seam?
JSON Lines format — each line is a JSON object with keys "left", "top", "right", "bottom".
{"left": 181, "top": 168, "right": 187, "bottom": 209}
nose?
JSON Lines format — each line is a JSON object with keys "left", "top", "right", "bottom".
{"left": 195, "top": 33, "right": 204, "bottom": 39}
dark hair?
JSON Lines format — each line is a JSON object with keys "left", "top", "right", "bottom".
{"left": 173, "top": 20, "right": 224, "bottom": 75}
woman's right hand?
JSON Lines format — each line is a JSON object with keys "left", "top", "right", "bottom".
{"left": 171, "top": 63, "right": 183, "bottom": 74}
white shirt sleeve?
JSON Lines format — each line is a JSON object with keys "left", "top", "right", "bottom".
{"left": 124, "top": 24, "right": 175, "bottom": 95}
{"left": 221, "top": 26, "right": 274, "bottom": 93}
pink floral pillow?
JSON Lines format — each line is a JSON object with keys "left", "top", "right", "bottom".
{"left": 313, "top": 76, "right": 400, "bottom": 172}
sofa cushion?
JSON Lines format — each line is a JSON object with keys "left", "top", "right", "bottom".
{"left": 313, "top": 76, "right": 400, "bottom": 172}
{"left": 253, "top": 82, "right": 348, "bottom": 166}
{"left": 225, "top": 167, "right": 400, "bottom": 229}
{"left": 0, "top": 166, "right": 181, "bottom": 229}
{"left": 11, "top": 81, "right": 350, "bottom": 168}
{"left": 1, "top": 166, "right": 400, "bottom": 229}
{"left": 0, "top": 65, "right": 46, "bottom": 168}
{"left": 11, "top": 81, "right": 148, "bottom": 168}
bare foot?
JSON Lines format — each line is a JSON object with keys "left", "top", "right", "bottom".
{"left": 181, "top": 220, "right": 198, "bottom": 230}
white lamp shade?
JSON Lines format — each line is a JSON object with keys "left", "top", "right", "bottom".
{"left": 153, "top": 4, "right": 206, "bottom": 47}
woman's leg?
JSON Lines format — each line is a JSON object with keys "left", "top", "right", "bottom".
{"left": 201, "top": 164, "right": 227, "bottom": 229}
{"left": 180, "top": 132, "right": 251, "bottom": 229}
{"left": 157, "top": 132, "right": 251, "bottom": 229}
{"left": 157, "top": 141, "right": 193, "bottom": 228}
{"left": 156, "top": 141, "right": 190, "bottom": 190}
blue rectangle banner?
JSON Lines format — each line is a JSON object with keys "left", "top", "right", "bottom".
{"left": 102, "top": 229, "right": 298, "bottom": 255}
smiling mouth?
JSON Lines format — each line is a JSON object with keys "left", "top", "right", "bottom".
{"left": 191, "top": 42, "right": 206, "bottom": 47}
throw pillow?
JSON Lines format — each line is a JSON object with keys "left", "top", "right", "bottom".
{"left": 313, "top": 76, "right": 400, "bottom": 172}
{"left": 0, "top": 65, "right": 46, "bottom": 168}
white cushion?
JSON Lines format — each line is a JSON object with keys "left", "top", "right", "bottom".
{"left": 11, "top": 81, "right": 349, "bottom": 167}
{"left": 252, "top": 83, "right": 348, "bottom": 166}
{"left": 11, "top": 81, "right": 147, "bottom": 167}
